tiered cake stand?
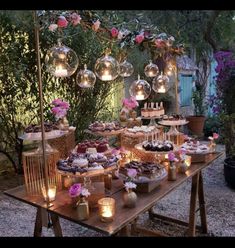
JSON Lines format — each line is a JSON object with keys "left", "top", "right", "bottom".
{"left": 141, "top": 116, "right": 162, "bottom": 127}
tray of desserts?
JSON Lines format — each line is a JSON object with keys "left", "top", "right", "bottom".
{"left": 119, "top": 161, "right": 167, "bottom": 193}
{"left": 179, "top": 140, "right": 211, "bottom": 162}
{"left": 159, "top": 114, "right": 188, "bottom": 126}
{"left": 135, "top": 140, "right": 175, "bottom": 154}
{"left": 57, "top": 151, "right": 119, "bottom": 178}
{"left": 20, "top": 122, "right": 67, "bottom": 140}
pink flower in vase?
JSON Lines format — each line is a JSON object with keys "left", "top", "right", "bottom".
{"left": 57, "top": 16, "right": 68, "bottom": 28}
{"left": 111, "top": 27, "right": 119, "bottom": 38}
{"left": 69, "top": 183, "right": 82, "bottom": 198}
{"left": 135, "top": 34, "right": 144, "bottom": 44}
{"left": 168, "top": 151, "right": 178, "bottom": 162}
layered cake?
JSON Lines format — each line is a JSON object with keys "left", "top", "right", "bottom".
{"left": 125, "top": 125, "right": 159, "bottom": 137}
{"left": 142, "top": 140, "right": 174, "bottom": 152}
{"left": 24, "top": 122, "right": 61, "bottom": 139}
{"left": 120, "top": 161, "right": 166, "bottom": 180}
{"left": 57, "top": 152, "right": 119, "bottom": 176}
{"left": 88, "top": 121, "right": 123, "bottom": 132}
{"left": 76, "top": 139, "right": 109, "bottom": 153}
{"left": 141, "top": 102, "right": 165, "bottom": 118}
{"left": 160, "top": 114, "right": 187, "bottom": 125}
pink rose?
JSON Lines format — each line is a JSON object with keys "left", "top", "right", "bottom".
{"left": 168, "top": 151, "right": 176, "bottom": 162}
{"left": 135, "top": 34, "right": 144, "bottom": 44}
{"left": 213, "top": 133, "right": 219, "bottom": 139}
{"left": 92, "top": 20, "right": 100, "bottom": 32}
{"left": 57, "top": 16, "right": 68, "bottom": 28}
{"left": 127, "top": 168, "right": 137, "bottom": 178}
{"left": 111, "top": 27, "right": 119, "bottom": 38}
{"left": 48, "top": 24, "right": 58, "bottom": 32}
{"left": 70, "top": 13, "right": 81, "bottom": 26}
{"left": 69, "top": 183, "right": 81, "bottom": 198}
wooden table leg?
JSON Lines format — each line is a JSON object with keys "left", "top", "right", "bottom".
{"left": 187, "top": 173, "right": 199, "bottom": 236}
{"left": 34, "top": 207, "right": 43, "bottom": 237}
{"left": 198, "top": 171, "right": 208, "bottom": 234}
{"left": 118, "top": 225, "right": 131, "bottom": 236}
{"left": 50, "top": 212, "right": 63, "bottom": 237}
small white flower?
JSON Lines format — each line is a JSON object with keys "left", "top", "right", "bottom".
{"left": 81, "top": 188, "right": 90, "bottom": 198}
{"left": 208, "top": 136, "right": 213, "bottom": 141}
{"left": 124, "top": 182, "right": 137, "bottom": 191}
{"left": 48, "top": 24, "right": 58, "bottom": 32}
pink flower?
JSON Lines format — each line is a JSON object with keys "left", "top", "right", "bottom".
{"left": 168, "top": 151, "right": 176, "bottom": 162}
{"left": 111, "top": 27, "right": 119, "bottom": 38}
{"left": 155, "top": 39, "right": 166, "bottom": 48}
{"left": 213, "top": 133, "right": 219, "bottom": 139}
{"left": 59, "top": 101, "right": 70, "bottom": 110}
{"left": 48, "top": 24, "right": 58, "bottom": 32}
{"left": 69, "top": 183, "right": 81, "bottom": 198}
{"left": 92, "top": 20, "right": 100, "bottom": 32}
{"left": 135, "top": 34, "right": 144, "bottom": 44}
{"left": 52, "top": 98, "right": 63, "bottom": 106}
{"left": 70, "top": 13, "right": 81, "bottom": 26}
{"left": 57, "top": 16, "right": 68, "bottom": 28}
{"left": 127, "top": 168, "right": 137, "bottom": 178}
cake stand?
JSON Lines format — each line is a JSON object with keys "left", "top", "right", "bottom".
{"left": 141, "top": 116, "right": 162, "bottom": 127}
{"left": 19, "top": 130, "right": 68, "bottom": 153}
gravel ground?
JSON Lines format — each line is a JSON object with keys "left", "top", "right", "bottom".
{"left": 0, "top": 145, "right": 234, "bottom": 237}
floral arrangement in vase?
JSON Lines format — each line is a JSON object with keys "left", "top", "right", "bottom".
{"left": 123, "top": 168, "right": 137, "bottom": 208}
{"left": 208, "top": 132, "right": 219, "bottom": 152}
{"left": 167, "top": 151, "right": 179, "bottom": 180}
{"left": 120, "top": 97, "right": 139, "bottom": 122}
{"left": 69, "top": 183, "right": 90, "bottom": 207}
{"left": 51, "top": 98, "right": 70, "bottom": 129}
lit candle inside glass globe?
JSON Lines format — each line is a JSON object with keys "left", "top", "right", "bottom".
{"left": 144, "top": 60, "right": 159, "bottom": 78}
{"left": 77, "top": 64, "right": 96, "bottom": 88}
{"left": 101, "top": 69, "right": 112, "bottom": 81}
{"left": 54, "top": 64, "right": 68, "bottom": 77}
{"left": 158, "top": 85, "right": 166, "bottom": 93}
{"left": 152, "top": 74, "right": 170, "bottom": 94}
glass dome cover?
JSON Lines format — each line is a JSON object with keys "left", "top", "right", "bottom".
{"left": 144, "top": 60, "right": 159, "bottom": 78}
{"left": 94, "top": 51, "right": 120, "bottom": 81}
{"left": 152, "top": 74, "right": 170, "bottom": 93}
{"left": 119, "top": 60, "right": 134, "bottom": 77}
{"left": 76, "top": 64, "right": 96, "bottom": 88}
{"left": 45, "top": 39, "right": 79, "bottom": 78}
{"left": 129, "top": 75, "right": 151, "bottom": 101}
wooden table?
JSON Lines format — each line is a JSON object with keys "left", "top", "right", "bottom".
{"left": 4, "top": 152, "right": 223, "bottom": 237}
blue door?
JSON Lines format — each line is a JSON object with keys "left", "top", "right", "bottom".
{"left": 179, "top": 74, "right": 193, "bottom": 107}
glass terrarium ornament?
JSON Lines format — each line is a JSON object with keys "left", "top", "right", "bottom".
{"left": 94, "top": 49, "right": 120, "bottom": 81}
{"left": 119, "top": 60, "right": 134, "bottom": 77}
{"left": 45, "top": 39, "right": 79, "bottom": 78}
{"left": 129, "top": 74, "right": 151, "bottom": 101}
{"left": 152, "top": 73, "right": 170, "bottom": 93}
{"left": 76, "top": 64, "right": 96, "bottom": 88}
{"left": 144, "top": 60, "right": 159, "bottom": 77}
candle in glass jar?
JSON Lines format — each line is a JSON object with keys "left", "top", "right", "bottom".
{"left": 98, "top": 197, "right": 115, "bottom": 222}
{"left": 42, "top": 185, "right": 56, "bottom": 202}
{"left": 158, "top": 85, "right": 166, "bottom": 93}
{"left": 136, "top": 91, "right": 145, "bottom": 100}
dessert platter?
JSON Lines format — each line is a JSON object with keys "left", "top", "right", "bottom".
{"left": 76, "top": 139, "right": 111, "bottom": 154}
{"left": 179, "top": 140, "right": 211, "bottom": 163}
{"left": 141, "top": 140, "right": 174, "bottom": 152}
{"left": 119, "top": 160, "right": 167, "bottom": 192}
{"left": 159, "top": 114, "right": 188, "bottom": 127}
{"left": 87, "top": 121, "right": 126, "bottom": 136}
{"left": 57, "top": 151, "right": 120, "bottom": 178}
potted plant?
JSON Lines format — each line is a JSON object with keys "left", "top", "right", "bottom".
{"left": 210, "top": 50, "right": 235, "bottom": 189}
{"left": 186, "top": 84, "right": 207, "bottom": 136}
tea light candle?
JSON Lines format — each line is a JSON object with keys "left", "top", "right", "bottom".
{"left": 185, "top": 155, "right": 192, "bottom": 167}
{"left": 42, "top": 185, "right": 56, "bottom": 202}
{"left": 158, "top": 85, "right": 166, "bottom": 93}
{"left": 54, "top": 65, "right": 68, "bottom": 77}
{"left": 101, "top": 70, "right": 112, "bottom": 81}
{"left": 98, "top": 197, "right": 115, "bottom": 222}
{"left": 136, "top": 91, "right": 145, "bottom": 100}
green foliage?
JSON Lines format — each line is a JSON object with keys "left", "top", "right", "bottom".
{"left": 191, "top": 86, "right": 206, "bottom": 116}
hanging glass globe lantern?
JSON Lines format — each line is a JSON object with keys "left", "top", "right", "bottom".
{"left": 76, "top": 64, "right": 96, "bottom": 88}
{"left": 152, "top": 74, "right": 170, "bottom": 93}
{"left": 45, "top": 39, "right": 79, "bottom": 78}
{"left": 165, "top": 62, "right": 174, "bottom": 77}
{"left": 144, "top": 60, "right": 159, "bottom": 77}
{"left": 119, "top": 60, "right": 134, "bottom": 77}
{"left": 129, "top": 75, "right": 151, "bottom": 101}
{"left": 94, "top": 50, "right": 120, "bottom": 81}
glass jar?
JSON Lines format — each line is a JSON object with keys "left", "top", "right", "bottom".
{"left": 122, "top": 189, "right": 137, "bottom": 208}
{"left": 77, "top": 196, "right": 89, "bottom": 221}
{"left": 168, "top": 162, "right": 177, "bottom": 181}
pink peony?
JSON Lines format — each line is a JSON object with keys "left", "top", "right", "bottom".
{"left": 70, "top": 13, "right": 81, "bottom": 26}
{"left": 111, "top": 27, "right": 119, "bottom": 38}
{"left": 92, "top": 20, "right": 100, "bottom": 32}
{"left": 48, "top": 24, "right": 58, "bottom": 32}
{"left": 69, "top": 183, "right": 81, "bottom": 198}
{"left": 135, "top": 34, "right": 144, "bottom": 44}
{"left": 127, "top": 168, "right": 137, "bottom": 178}
{"left": 57, "top": 16, "right": 68, "bottom": 28}
{"left": 213, "top": 133, "right": 219, "bottom": 139}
